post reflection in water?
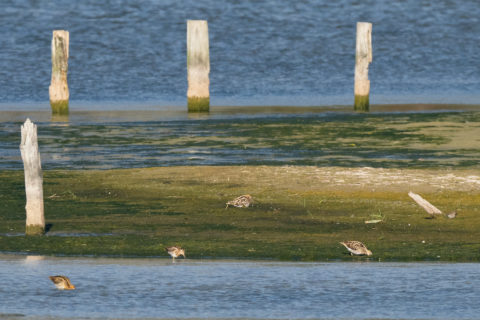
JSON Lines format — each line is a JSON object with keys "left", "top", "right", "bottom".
{"left": 24, "top": 255, "right": 46, "bottom": 264}
{"left": 50, "top": 114, "right": 70, "bottom": 124}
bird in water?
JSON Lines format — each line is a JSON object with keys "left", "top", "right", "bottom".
{"left": 226, "top": 194, "right": 253, "bottom": 208}
{"left": 340, "top": 241, "right": 372, "bottom": 256}
{"left": 166, "top": 246, "right": 186, "bottom": 260}
{"left": 49, "top": 275, "right": 75, "bottom": 290}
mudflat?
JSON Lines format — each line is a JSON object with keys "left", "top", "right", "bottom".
{"left": 1, "top": 166, "right": 479, "bottom": 261}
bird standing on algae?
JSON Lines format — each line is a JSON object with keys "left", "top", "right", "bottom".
{"left": 340, "top": 241, "right": 372, "bottom": 256}
{"left": 226, "top": 194, "right": 253, "bottom": 208}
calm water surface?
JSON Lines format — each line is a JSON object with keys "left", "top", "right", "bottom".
{"left": 0, "top": 255, "right": 478, "bottom": 320}
{"left": 0, "top": 0, "right": 479, "bottom": 106}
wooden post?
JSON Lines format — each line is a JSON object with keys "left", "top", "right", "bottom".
{"left": 187, "top": 20, "right": 210, "bottom": 112}
{"left": 49, "top": 30, "right": 70, "bottom": 115}
{"left": 20, "top": 119, "right": 45, "bottom": 235}
{"left": 354, "top": 22, "right": 372, "bottom": 112}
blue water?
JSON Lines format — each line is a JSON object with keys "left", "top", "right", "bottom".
{"left": 0, "top": 0, "right": 479, "bottom": 106}
{"left": 0, "top": 255, "right": 478, "bottom": 320}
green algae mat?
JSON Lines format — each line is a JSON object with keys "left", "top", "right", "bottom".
{"left": 1, "top": 166, "right": 479, "bottom": 261}
{"left": 2, "top": 108, "right": 480, "bottom": 170}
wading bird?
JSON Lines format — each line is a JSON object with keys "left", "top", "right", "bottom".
{"left": 49, "top": 275, "right": 75, "bottom": 290}
{"left": 226, "top": 194, "right": 253, "bottom": 208}
{"left": 166, "top": 246, "right": 186, "bottom": 260}
{"left": 340, "top": 241, "right": 372, "bottom": 256}
{"left": 447, "top": 211, "right": 457, "bottom": 219}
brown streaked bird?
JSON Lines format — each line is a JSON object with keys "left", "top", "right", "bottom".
{"left": 226, "top": 194, "right": 253, "bottom": 208}
{"left": 447, "top": 211, "right": 457, "bottom": 219}
{"left": 340, "top": 241, "right": 373, "bottom": 256}
{"left": 166, "top": 246, "right": 186, "bottom": 260}
{"left": 49, "top": 275, "right": 75, "bottom": 290}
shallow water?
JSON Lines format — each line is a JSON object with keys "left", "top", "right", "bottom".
{"left": 0, "top": 0, "right": 479, "bottom": 106}
{"left": 1, "top": 108, "right": 480, "bottom": 170}
{"left": 0, "top": 254, "right": 479, "bottom": 320}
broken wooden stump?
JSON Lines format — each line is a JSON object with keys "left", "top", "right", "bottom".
{"left": 187, "top": 20, "right": 210, "bottom": 112}
{"left": 354, "top": 22, "right": 372, "bottom": 112}
{"left": 49, "top": 30, "right": 70, "bottom": 115}
{"left": 20, "top": 119, "right": 45, "bottom": 235}
{"left": 408, "top": 191, "right": 442, "bottom": 217}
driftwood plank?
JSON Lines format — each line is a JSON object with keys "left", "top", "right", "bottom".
{"left": 408, "top": 191, "right": 442, "bottom": 215}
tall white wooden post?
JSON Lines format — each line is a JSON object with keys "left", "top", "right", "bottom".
{"left": 354, "top": 22, "right": 372, "bottom": 111}
{"left": 20, "top": 119, "right": 45, "bottom": 235}
{"left": 187, "top": 20, "right": 210, "bottom": 112}
{"left": 49, "top": 30, "right": 70, "bottom": 115}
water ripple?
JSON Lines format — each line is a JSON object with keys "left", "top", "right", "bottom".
{"left": 0, "top": 255, "right": 479, "bottom": 319}
{"left": 0, "top": 0, "right": 479, "bottom": 105}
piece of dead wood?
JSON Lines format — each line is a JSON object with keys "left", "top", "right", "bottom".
{"left": 365, "top": 219, "right": 383, "bottom": 224}
{"left": 408, "top": 191, "right": 442, "bottom": 217}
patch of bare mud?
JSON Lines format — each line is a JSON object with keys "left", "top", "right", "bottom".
{"left": 192, "top": 166, "right": 480, "bottom": 194}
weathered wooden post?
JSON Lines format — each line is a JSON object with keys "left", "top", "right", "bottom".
{"left": 49, "top": 30, "right": 70, "bottom": 115}
{"left": 20, "top": 119, "right": 45, "bottom": 235}
{"left": 187, "top": 20, "right": 210, "bottom": 112}
{"left": 354, "top": 22, "right": 372, "bottom": 112}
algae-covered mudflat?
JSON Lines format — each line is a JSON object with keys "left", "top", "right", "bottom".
{"left": 1, "top": 165, "right": 479, "bottom": 261}
{"left": 2, "top": 107, "right": 480, "bottom": 170}
{"left": 1, "top": 106, "right": 479, "bottom": 261}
